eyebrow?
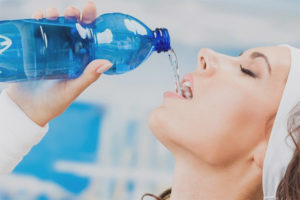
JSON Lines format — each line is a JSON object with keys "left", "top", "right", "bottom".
{"left": 239, "top": 51, "right": 272, "bottom": 74}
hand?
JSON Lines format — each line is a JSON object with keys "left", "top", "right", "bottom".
{"left": 6, "top": 2, "right": 112, "bottom": 127}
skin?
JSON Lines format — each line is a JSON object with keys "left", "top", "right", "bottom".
{"left": 6, "top": 2, "right": 112, "bottom": 127}
{"left": 148, "top": 46, "right": 291, "bottom": 200}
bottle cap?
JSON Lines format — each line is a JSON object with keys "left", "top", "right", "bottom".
{"left": 154, "top": 28, "right": 171, "bottom": 53}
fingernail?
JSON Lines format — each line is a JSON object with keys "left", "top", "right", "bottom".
{"left": 96, "top": 63, "right": 113, "bottom": 74}
{"left": 45, "top": 8, "right": 59, "bottom": 20}
{"left": 32, "top": 9, "right": 43, "bottom": 20}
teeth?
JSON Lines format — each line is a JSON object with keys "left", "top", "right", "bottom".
{"left": 183, "top": 90, "right": 192, "bottom": 99}
{"left": 181, "top": 81, "right": 193, "bottom": 99}
{"left": 182, "top": 81, "right": 191, "bottom": 88}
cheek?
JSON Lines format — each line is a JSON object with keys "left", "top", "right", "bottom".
{"left": 184, "top": 85, "right": 269, "bottom": 165}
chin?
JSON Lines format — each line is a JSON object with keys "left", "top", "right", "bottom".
{"left": 147, "top": 106, "right": 181, "bottom": 150}
{"left": 148, "top": 106, "right": 165, "bottom": 136}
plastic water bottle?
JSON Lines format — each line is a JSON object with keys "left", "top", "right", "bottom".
{"left": 0, "top": 13, "right": 171, "bottom": 82}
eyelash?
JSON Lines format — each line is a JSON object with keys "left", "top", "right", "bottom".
{"left": 240, "top": 65, "right": 257, "bottom": 78}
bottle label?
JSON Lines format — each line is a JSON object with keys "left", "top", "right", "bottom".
{"left": 0, "top": 35, "right": 12, "bottom": 54}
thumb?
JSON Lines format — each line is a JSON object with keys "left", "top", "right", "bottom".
{"left": 66, "top": 59, "right": 113, "bottom": 94}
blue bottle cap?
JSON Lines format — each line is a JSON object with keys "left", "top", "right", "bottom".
{"left": 154, "top": 28, "right": 171, "bottom": 53}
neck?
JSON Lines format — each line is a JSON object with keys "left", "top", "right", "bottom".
{"left": 170, "top": 156, "right": 262, "bottom": 200}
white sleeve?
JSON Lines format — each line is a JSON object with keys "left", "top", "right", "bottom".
{"left": 0, "top": 89, "right": 49, "bottom": 174}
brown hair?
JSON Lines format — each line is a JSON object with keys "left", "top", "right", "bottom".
{"left": 277, "top": 102, "right": 300, "bottom": 199}
{"left": 141, "top": 188, "right": 171, "bottom": 200}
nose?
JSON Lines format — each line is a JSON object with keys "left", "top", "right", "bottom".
{"left": 196, "top": 48, "right": 218, "bottom": 76}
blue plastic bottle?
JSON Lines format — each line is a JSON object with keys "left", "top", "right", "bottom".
{"left": 0, "top": 13, "right": 171, "bottom": 82}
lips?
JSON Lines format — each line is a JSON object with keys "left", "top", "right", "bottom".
{"left": 163, "top": 73, "right": 194, "bottom": 100}
{"left": 163, "top": 91, "right": 185, "bottom": 99}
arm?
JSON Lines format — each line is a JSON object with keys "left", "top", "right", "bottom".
{"left": 0, "top": 89, "right": 48, "bottom": 173}
{"left": 0, "top": 2, "right": 111, "bottom": 174}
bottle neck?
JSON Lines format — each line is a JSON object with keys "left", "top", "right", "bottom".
{"left": 153, "top": 28, "right": 171, "bottom": 53}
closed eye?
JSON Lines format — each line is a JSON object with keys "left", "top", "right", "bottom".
{"left": 240, "top": 65, "right": 257, "bottom": 78}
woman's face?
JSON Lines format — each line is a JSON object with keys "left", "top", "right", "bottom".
{"left": 148, "top": 46, "right": 291, "bottom": 166}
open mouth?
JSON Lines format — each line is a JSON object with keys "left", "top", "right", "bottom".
{"left": 181, "top": 80, "right": 193, "bottom": 99}
{"left": 180, "top": 73, "right": 194, "bottom": 99}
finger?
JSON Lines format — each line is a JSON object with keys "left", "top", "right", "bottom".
{"left": 32, "top": 9, "right": 44, "bottom": 20}
{"left": 81, "top": 1, "right": 97, "bottom": 24}
{"left": 66, "top": 60, "right": 112, "bottom": 96}
{"left": 45, "top": 7, "right": 59, "bottom": 20}
{"left": 64, "top": 6, "right": 81, "bottom": 20}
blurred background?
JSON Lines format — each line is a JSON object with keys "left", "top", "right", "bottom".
{"left": 0, "top": 0, "right": 299, "bottom": 199}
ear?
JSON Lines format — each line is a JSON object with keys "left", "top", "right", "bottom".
{"left": 253, "top": 141, "right": 268, "bottom": 170}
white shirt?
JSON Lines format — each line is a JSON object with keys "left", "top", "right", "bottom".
{"left": 0, "top": 89, "right": 48, "bottom": 174}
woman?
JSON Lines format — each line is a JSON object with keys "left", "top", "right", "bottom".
{"left": 146, "top": 44, "right": 300, "bottom": 200}
{"left": 0, "top": 2, "right": 299, "bottom": 200}
{"left": 147, "top": 45, "right": 300, "bottom": 200}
